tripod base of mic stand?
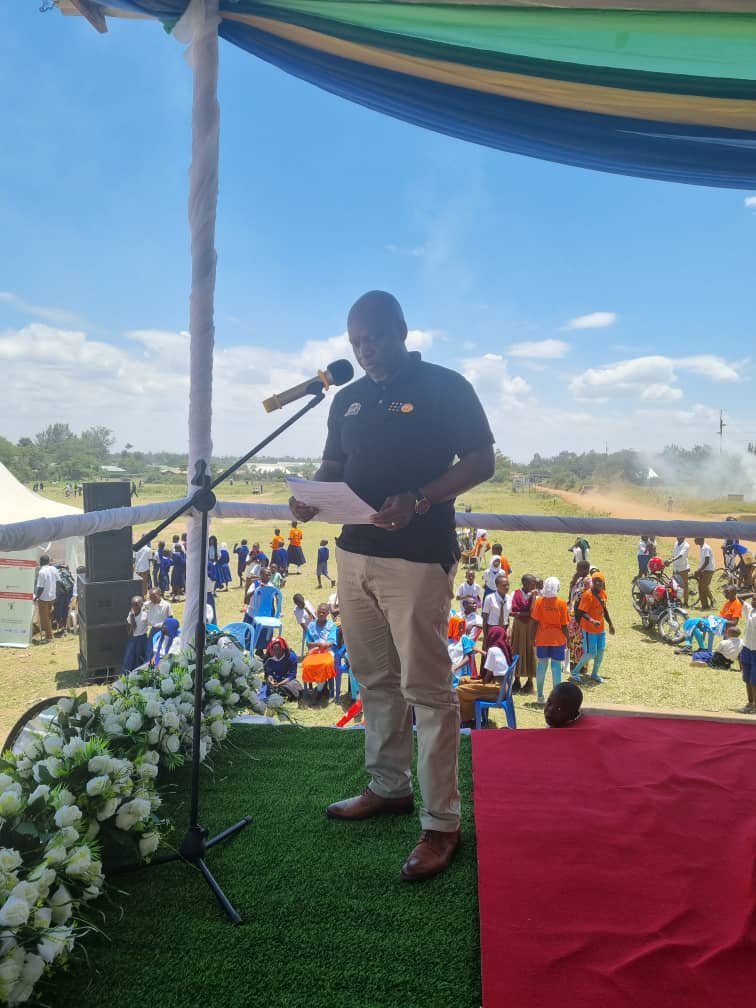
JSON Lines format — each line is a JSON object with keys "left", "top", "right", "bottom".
{"left": 111, "top": 816, "right": 253, "bottom": 925}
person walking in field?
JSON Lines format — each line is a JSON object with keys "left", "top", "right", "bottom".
{"left": 570, "top": 573, "right": 615, "bottom": 684}
{"left": 531, "top": 577, "right": 569, "bottom": 705}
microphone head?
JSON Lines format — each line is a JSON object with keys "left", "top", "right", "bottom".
{"left": 327, "top": 359, "right": 354, "bottom": 387}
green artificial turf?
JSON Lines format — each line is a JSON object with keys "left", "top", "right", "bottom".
{"left": 49, "top": 726, "right": 480, "bottom": 1008}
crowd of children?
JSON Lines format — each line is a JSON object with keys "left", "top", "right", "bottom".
{"left": 451, "top": 539, "right": 614, "bottom": 722}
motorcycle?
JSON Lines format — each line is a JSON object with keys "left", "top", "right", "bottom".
{"left": 631, "top": 572, "right": 687, "bottom": 644}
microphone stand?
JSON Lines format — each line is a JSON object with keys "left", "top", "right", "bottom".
{"left": 118, "top": 388, "right": 326, "bottom": 924}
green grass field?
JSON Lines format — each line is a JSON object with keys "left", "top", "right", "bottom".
{"left": 0, "top": 480, "right": 748, "bottom": 742}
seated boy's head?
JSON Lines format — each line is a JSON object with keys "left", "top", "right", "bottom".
{"left": 491, "top": 543, "right": 503, "bottom": 556}
{"left": 724, "top": 585, "right": 738, "bottom": 601}
{"left": 544, "top": 682, "right": 583, "bottom": 728}
{"left": 293, "top": 593, "right": 304, "bottom": 607}
{"left": 461, "top": 596, "right": 478, "bottom": 615}
{"left": 725, "top": 626, "right": 741, "bottom": 638}
{"left": 320, "top": 539, "right": 328, "bottom": 546}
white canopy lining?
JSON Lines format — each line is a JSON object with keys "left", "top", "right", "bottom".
{"left": 1, "top": 499, "right": 755, "bottom": 554}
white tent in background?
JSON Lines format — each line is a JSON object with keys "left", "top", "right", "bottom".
{"left": 647, "top": 467, "right": 661, "bottom": 482}
{"left": 0, "top": 463, "right": 83, "bottom": 570}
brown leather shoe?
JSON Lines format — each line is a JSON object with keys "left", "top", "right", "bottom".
{"left": 326, "top": 787, "right": 415, "bottom": 821}
{"left": 401, "top": 829, "right": 461, "bottom": 882}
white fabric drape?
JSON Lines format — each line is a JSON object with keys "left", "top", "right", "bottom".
{"left": 3, "top": 500, "right": 756, "bottom": 554}
{"left": 174, "top": 0, "right": 221, "bottom": 641}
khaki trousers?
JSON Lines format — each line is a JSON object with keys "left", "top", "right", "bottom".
{"left": 336, "top": 547, "right": 460, "bottom": 832}
{"left": 38, "top": 600, "right": 53, "bottom": 640}
{"left": 697, "top": 570, "right": 715, "bottom": 609}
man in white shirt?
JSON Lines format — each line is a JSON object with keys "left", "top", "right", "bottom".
{"left": 669, "top": 536, "right": 690, "bottom": 606}
{"left": 637, "top": 537, "right": 650, "bottom": 575}
{"left": 134, "top": 542, "right": 154, "bottom": 595}
{"left": 143, "top": 589, "right": 173, "bottom": 658}
{"left": 123, "top": 596, "right": 149, "bottom": 672}
{"left": 33, "top": 554, "right": 58, "bottom": 643}
{"left": 693, "top": 537, "right": 715, "bottom": 609}
{"left": 456, "top": 570, "right": 482, "bottom": 607}
{"left": 481, "top": 573, "right": 510, "bottom": 644}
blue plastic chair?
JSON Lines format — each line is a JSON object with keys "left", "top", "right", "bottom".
{"left": 474, "top": 655, "right": 519, "bottom": 730}
{"left": 205, "top": 623, "right": 221, "bottom": 635}
{"left": 248, "top": 585, "right": 283, "bottom": 651}
{"left": 220, "top": 621, "right": 253, "bottom": 652}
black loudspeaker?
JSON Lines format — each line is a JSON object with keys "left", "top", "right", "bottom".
{"left": 78, "top": 617, "right": 128, "bottom": 675}
{"left": 77, "top": 576, "right": 143, "bottom": 627}
{"left": 83, "top": 482, "right": 133, "bottom": 582}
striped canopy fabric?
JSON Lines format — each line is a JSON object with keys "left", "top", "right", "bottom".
{"left": 61, "top": 1, "right": 756, "bottom": 187}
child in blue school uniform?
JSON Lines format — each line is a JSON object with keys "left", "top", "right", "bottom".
{"left": 170, "top": 543, "right": 186, "bottom": 601}
{"left": 158, "top": 549, "right": 173, "bottom": 594}
{"left": 217, "top": 542, "right": 232, "bottom": 592}
{"left": 316, "top": 539, "right": 336, "bottom": 590}
{"left": 234, "top": 540, "right": 250, "bottom": 588}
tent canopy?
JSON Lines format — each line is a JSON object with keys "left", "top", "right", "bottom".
{"left": 60, "top": 0, "right": 756, "bottom": 188}
{"left": 0, "top": 462, "right": 83, "bottom": 567}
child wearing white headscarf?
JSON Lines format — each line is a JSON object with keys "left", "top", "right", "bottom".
{"left": 531, "top": 576, "right": 570, "bottom": 704}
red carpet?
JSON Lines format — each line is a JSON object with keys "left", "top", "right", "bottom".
{"left": 472, "top": 717, "right": 756, "bottom": 1008}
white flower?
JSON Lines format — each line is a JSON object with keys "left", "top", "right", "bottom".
{"left": 229, "top": 692, "right": 240, "bottom": 705}
{"left": 180, "top": 674, "right": 193, "bottom": 691}
{"left": 0, "top": 945, "right": 24, "bottom": 997}
{"left": 33, "top": 906, "right": 52, "bottom": 929}
{"left": 85, "top": 818, "right": 100, "bottom": 841}
{"left": 56, "top": 789, "right": 76, "bottom": 807}
{"left": 208, "top": 704, "right": 224, "bottom": 719}
{"left": 0, "top": 790, "right": 22, "bottom": 818}
{"left": 144, "top": 700, "right": 162, "bottom": 718}
{"left": 10, "top": 881, "right": 39, "bottom": 906}
{"left": 61, "top": 737, "right": 86, "bottom": 759}
{"left": 49, "top": 884, "right": 73, "bottom": 925}
{"left": 0, "top": 849, "right": 22, "bottom": 873}
{"left": 64, "top": 846, "right": 93, "bottom": 879}
{"left": 115, "top": 797, "right": 150, "bottom": 831}
{"left": 143, "top": 750, "right": 160, "bottom": 766}
{"left": 85, "top": 775, "right": 109, "bottom": 798}
{"left": 266, "top": 694, "right": 285, "bottom": 709}
{"left": 57, "top": 698, "right": 74, "bottom": 715}
{"left": 103, "top": 717, "right": 123, "bottom": 737}
{"left": 57, "top": 827, "right": 79, "bottom": 848}
{"left": 19, "top": 737, "right": 42, "bottom": 760}
{"left": 160, "top": 678, "right": 176, "bottom": 696}
{"left": 0, "top": 896, "right": 30, "bottom": 928}
{"left": 37, "top": 926, "right": 73, "bottom": 964}
{"left": 137, "top": 763, "right": 158, "bottom": 780}
{"left": 27, "top": 866, "right": 55, "bottom": 899}
{"left": 32, "top": 757, "right": 63, "bottom": 783}
{"left": 0, "top": 774, "right": 14, "bottom": 792}
{"left": 163, "top": 734, "right": 180, "bottom": 754}
{"left": 178, "top": 702, "right": 194, "bottom": 717}
{"left": 96, "top": 797, "right": 118, "bottom": 822}
{"left": 146, "top": 726, "right": 161, "bottom": 745}
{"left": 138, "top": 833, "right": 160, "bottom": 858}
{"left": 125, "top": 712, "right": 143, "bottom": 732}
{"left": 42, "top": 735, "right": 63, "bottom": 756}
{"left": 25, "top": 785, "right": 49, "bottom": 808}
{"left": 87, "top": 754, "right": 113, "bottom": 776}
{"left": 78, "top": 702, "right": 93, "bottom": 718}
{"left": 161, "top": 708, "right": 180, "bottom": 730}
{"left": 20, "top": 951, "right": 45, "bottom": 986}
{"left": 205, "top": 677, "right": 222, "bottom": 695}
{"left": 54, "top": 805, "right": 82, "bottom": 829}
{"left": 252, "top": 700, "right": 268, "bottom": 716}
{"left": 44, "top": 844, "right": 67, "bottom": 866}
{"left": 209, "top": 721, "right": 228, "bottom": 741}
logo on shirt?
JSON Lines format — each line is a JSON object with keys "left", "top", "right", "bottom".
{"left": 345, "top": 402, "right": 361, "bottom": 417}
{"left": 400, "top": 402, "right": 414, "bottom": 413}
{"left": 387, "top": 401, "right": 414, "bottom": 414}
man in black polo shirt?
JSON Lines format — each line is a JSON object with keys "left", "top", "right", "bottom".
{"left": 290, "top": 290, "right": 494, "bottom": 881}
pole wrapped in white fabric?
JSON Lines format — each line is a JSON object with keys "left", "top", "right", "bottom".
{"left": 174, "top": 0, "right": 221, "bottom": 641}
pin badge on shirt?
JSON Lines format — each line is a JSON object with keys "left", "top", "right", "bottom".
{"left": 345, "top": 402, "right": 361, "bottom": 416}
{"left": 388, "top": 401, "right": 414, "bottom": 414}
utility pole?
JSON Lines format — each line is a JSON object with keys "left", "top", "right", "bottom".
{"left": 718, "top": 409, "right": 726, "bottom": 454}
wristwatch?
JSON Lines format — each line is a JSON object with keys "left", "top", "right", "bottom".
{"left": 414, "top": 490, "right": 432, "bottom": 516}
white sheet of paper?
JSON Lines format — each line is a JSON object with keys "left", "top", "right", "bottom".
{"left": 286, "top": 476, "right": 376, "bottom": 525}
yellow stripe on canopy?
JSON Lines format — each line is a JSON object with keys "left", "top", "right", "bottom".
{"left": 224, "top": 11, "right": 756, "bottom": 130}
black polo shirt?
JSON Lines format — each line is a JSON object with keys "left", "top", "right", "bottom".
{"left": 322, "top": 352, "right": 494, "bottom": 565}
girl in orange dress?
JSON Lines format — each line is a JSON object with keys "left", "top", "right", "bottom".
{"left": 287, "top": 521, "right": 306, "bottom": 573}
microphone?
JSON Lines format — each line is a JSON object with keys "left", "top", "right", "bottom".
{"left": 262, "top": 359, "right": 354, "bottom": 413}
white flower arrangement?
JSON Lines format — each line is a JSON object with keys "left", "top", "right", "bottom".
{"left": 0, "top": 637, "right": 283, "bottom": 1005}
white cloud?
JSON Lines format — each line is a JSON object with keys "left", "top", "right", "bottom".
{"left": 0, "top": 291, "right": 85, "bottom": 328}
{"left": 508, "top": 338, "right": 569, "bottom": 360}
{"left": 566, "top": 311, "right": 617, "bottom": 330}
{"left": 570, "top": 354, "right": 744, "bottom": 401}
{"left": 640, "top": 383, "right": 683, "bottom": 401}
{"left": 461, "top": 353, "right": 531, "bottom": 446}
{"left": 0, "top": 322, "right": 439, "bottom": 456}
{"left": 744, "top": 196, "right": 756, "bottom": 210}
{"left": 385, "top": 244, "right": 425, "bottom": 257}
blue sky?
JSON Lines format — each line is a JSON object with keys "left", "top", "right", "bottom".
{"left": 2, "top": 4, "right": 755, "bottom": 462}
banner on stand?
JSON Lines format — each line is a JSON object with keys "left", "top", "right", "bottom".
{"left": 0, "top": 552, "right": 37, "bottom": 648}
